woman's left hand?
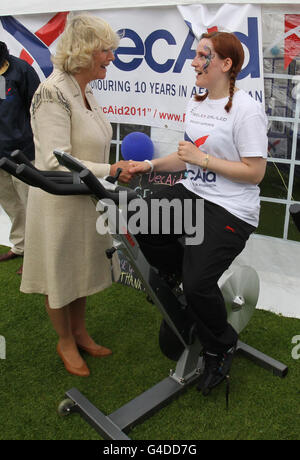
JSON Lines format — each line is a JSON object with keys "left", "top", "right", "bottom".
{"left": 177, "top": 141, "right": 205, "bottom": 166}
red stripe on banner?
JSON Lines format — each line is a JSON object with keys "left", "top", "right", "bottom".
{"left": 18, "top": 12, "right": 68, "bottom": 69}
{"left": 19, "top": 49, "right": 34, "bottom": 65}
{"left": 284, "top": 14, "right": 300, "bottom": 69}
{"left": 35, "top": 12, "right": 69, "bottom": 46}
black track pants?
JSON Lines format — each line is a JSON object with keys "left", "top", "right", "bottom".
{"left": 133, "top": 183, "right": 255, "bottom": 354}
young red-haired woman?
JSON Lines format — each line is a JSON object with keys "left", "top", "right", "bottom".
{"left": 129, "top": 32, "right": 267, "bottom": 395}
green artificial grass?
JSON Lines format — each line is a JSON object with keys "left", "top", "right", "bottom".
{"left": 0, "top": 244, "right": 299, "bottom": 440}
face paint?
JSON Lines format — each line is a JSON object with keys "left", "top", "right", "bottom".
{"left": 202, "top": 46, "right": 215, "bottom": 73}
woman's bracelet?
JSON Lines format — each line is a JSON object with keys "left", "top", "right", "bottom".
{"left": 202, "top": 154, "right": 210, "bottom": 170}
{"left": 144, "top": 159, "right": 154, "bottom": 172}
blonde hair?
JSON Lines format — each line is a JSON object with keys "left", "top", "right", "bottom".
{"left": 52, "top": 14, "right": 120, "bottom": 74}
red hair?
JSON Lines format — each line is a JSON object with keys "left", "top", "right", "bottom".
{"left": 195, "top": 32, "right": 244, "bottom": 112}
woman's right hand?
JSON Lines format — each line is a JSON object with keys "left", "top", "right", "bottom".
{"left": 128, "top": 160, "right": 152, "bottom": 175}
{"left": 109, "top": 160, "right": 135, "bottom": 183}
{"left": 110, "top": 160, "right": 152, "bottom": 183}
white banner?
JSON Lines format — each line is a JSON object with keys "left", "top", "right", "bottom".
{"left": 95, "top": 4, "right": 265, "bottom": 130}
{"left": 0, "top": 4, "right": 264, "bottom": 131}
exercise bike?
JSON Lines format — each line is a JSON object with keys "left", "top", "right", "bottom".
{"left": 0, "top": 150, "right": 288, "bottom": 440}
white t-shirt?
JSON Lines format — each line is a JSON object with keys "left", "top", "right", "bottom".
{"left": 179, "top": 89, "right": 268, "bottom": 227}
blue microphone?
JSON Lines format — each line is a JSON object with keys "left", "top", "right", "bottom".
{"left": 121, "top": 132, "right": 154, "bottom": 161}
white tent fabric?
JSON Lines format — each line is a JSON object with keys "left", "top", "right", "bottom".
{"left": 0, "top": 1, "right": 299, "bottom": 17}
{"left": 229, "top": 235, "right": 300, "bottom": 319}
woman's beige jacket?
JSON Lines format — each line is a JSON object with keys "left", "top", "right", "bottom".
{"left": 20, "top": 69, "right": 120, "bottom": 308}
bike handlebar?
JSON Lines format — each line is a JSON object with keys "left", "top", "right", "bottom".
{"left": 16, "top": 164, "right": 90, "bottom": 195}
{"left": 0, "top": 157, "right": 37, "bottom": 187}
{"left": 0, "top": 150, "right": 138, "bottom": 204}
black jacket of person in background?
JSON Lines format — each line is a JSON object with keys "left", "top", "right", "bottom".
{"left": 0, "top": 43, "right": 40, "bottom": 160}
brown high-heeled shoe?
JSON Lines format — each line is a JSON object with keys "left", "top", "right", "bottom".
{"left": 76, "top": 343, "right": 112, "bottom": 358}
{"left": 56, "top": 343, "right": 90, "bottom": 377}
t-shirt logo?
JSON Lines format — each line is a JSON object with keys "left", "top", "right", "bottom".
{"left": 194, "top": 135, "right": 209, "bottom": 148}
{"left": 187, "top": 168, "right": 217, "bottom": 183}
{"left": 184, "top": 132, "right": 216, "bottom": 184}
{"left": 184, "top": 132, "right": 209, "bottom": 148}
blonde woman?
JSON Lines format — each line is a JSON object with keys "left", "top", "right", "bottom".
{"left": 21, "top": 14, "right": 132, "bottom": 376}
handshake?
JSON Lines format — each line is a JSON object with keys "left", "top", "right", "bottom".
{"left": 109, "top": 132, "right": 155, "bottom": 183}
{"left": 109, "top": 159, "right": 152, "bottom": 184}
{"left": 109, "top": 138, "right": 198, "bottom": 183}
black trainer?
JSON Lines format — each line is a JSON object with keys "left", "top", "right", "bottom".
{"left": 197, "top": 345, "right": 236, "bottom": 397}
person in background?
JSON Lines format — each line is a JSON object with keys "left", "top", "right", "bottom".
{"left": 129, "top": 31, "right": 268, "bottom": 396}
{"left": 0, "top": 41, "right": 40, "bottom": 274}
{"left": 20, "top": 14, "right": 133, "bottom": 377}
